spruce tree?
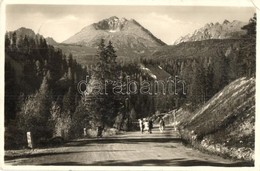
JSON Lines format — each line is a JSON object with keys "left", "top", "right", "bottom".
{"left": 242, "top": 13, "right": 256, "bottom": 38}
{"left": 85, "top": 39, "right": 121, "bottom": 135}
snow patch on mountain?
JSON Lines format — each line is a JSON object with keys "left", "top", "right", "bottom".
{"left": 139, "top": 64, "right": 157, "bottom": 80}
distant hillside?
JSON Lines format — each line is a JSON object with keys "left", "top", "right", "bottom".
{"left": 52, "top": 43, "right": 97, "bottom": 66}
{"left": 14, "top": 27, "right": 37, "bottom": 38}
{"left": 10, "top": 27, "right": 47, "bottom": 43}
{"left": 152, "top": 39, "right": 243, "bottom": 60}
{"left": 174, "top": 20, "right": 246, "bottom": 45}
{"left": 176, "top": 77, "right": 255, "bottom": 161}
{"left": 150, "top": 38, "right": 255, "bottom": 77}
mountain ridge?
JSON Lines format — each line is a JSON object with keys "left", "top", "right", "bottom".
{"left": 174, "top": 20, "right": 247, "bottom": 45}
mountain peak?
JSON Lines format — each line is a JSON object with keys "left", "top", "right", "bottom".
{"left": 109, "top": 16, "right": 119, "bottom": 19}
{"left": 223, "top": 19, "right": 230, "bottom": 24}
{"left": 63, "top": 16, "right": 165, "bottom": 49}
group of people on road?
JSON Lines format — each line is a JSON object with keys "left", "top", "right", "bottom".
{"left": 138, "top": 118, "right": 153, "bottom": 133}
{"left": 138, "top": 117, "right": 165, "bottom": 133}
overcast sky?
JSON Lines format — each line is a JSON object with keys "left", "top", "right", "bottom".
{"left": 6, "top": 5, "right": 255, "bottom": 44}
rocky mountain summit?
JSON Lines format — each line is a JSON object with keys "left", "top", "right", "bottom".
{"left": 63, "top": 16, "right": 166, "bottom": 50}
{"left": 92, "top": 16, "right": 128, "bottom": 32}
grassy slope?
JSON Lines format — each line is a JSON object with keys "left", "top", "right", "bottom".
{"left": 53, "top": 44, "right": 97, "bottom": 66}
{"left": 54, "top": 43, "right": 147, "bottom": 66}
{"left": 176, "top": 77, "right": 255, "bottom": 161}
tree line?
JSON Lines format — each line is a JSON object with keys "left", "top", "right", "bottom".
{"left": 5, "top": 31, "right": 87, "bottom": 148}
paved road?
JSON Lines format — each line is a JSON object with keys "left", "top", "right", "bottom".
{"left": 5, "top": 126, "right": 251, "bottom": 166}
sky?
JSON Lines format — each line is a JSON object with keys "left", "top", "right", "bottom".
{"left": 5, "top": 5, "right": 255, "bottom": 44}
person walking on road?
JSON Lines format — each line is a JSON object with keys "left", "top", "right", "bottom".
{"left": 97, "top": 126, "right": 103, "bottom": 138}
{"left": 159, "top": 118, "right": 165, "bottom": 133}
{"left": 148, "top": 119, "right": 153, "bottom": 134}
{"left": 139, "top": 118, "right": 144, "bottom": 133}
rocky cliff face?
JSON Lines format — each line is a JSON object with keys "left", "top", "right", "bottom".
{"left": 174, "top": 20, "right": 247, "bottom": 45}
{"left": 92, "top": 16, "right": 128, "bottom": 31}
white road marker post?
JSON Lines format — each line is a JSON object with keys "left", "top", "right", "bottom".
{"left": 27, "top": 132, "right": 33, "bottom": 149}
{"left": 84, "top": 128, "right": 87, "bottom": 137}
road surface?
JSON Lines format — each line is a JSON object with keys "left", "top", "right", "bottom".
{"left": 5, "top": 126, "right": 251, "bottom": 166}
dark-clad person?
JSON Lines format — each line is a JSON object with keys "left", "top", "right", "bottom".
{"left": 148, "top": 119, "right": 153, "bottom": 133}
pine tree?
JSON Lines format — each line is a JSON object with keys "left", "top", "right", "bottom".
{"left": 242, "top": 13, "right": 256, "bottom": 38}
{"left": 63, "top": 86, "right": 76, "bottom": 115}
{"left": 5, "top": 33, "right": 10, "bottom": 51}
{"left": 240, "top": 13, "right": 256, "bottom": 77}
{"left": 85, "top": 39, "right": 121, "bottom": 136}
{"left": 5, "top": 62, "right": 17, "bottom": 123}
{"left": 11, "top": 32, "right": 17, "bottom": 50}
{"left": 188, "top": 61, "right": 206, "bottom": 109}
